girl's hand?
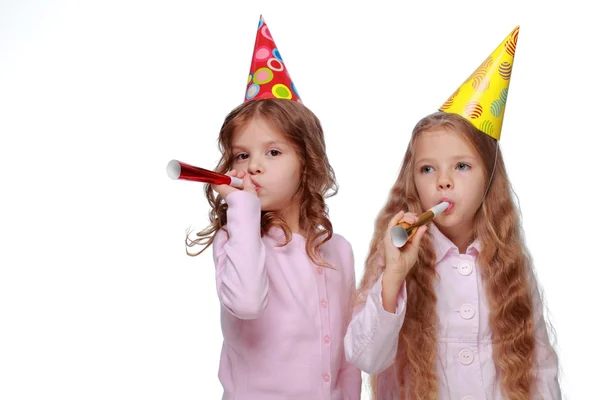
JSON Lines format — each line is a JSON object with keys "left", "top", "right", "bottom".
{"left": 211, "top": 170, "right": 258, "bottom": 199}
{"left": 383, "top": 210, "right": 428, "bottom": 285}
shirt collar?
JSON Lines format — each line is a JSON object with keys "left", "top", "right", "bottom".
{"left": 428, "top": 222, "right": 482, "bottom": 263}
{"left": 265, "top": 225, "right": 306, "bottom": 242}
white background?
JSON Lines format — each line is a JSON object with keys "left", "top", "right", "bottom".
{"left": 1, "top": 0, "right": 597, "bottom": 398}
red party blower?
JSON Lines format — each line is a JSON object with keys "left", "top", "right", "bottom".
{"left": 166, "top": 160, "right": 243, "bottom": 188}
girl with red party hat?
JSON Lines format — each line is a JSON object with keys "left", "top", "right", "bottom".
{"left": 186, "top": 16, "right": 361, "bottom": 400}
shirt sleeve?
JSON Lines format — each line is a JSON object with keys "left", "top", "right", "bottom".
{"left": 212, "top": 190, "right": 268, "bottom": 320}
{"left": 344, "top": 271, "right": 407, "bottom": 374}
{"left": 337, "top": 239, "right": 363, "bottom": 399}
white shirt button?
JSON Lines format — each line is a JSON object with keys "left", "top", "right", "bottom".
{"left": 460, "top": 304, "right": 475, "bottom": 319}
{"left": 458, "top": 262, "right": 473, "bottom": 276}
{"left": 459, "top": 349, "right": 474, "bottom": 365}
{"left": 321, "top": 299, "right": 328, "bottom": 308}
{"left": 324, "top": 335, "right": 331, "bottom": 344}
{"left": 323, "top": 373, "right": 331, "bottom": 382}
{"left": 317, "top": 267, "right": 324, "bottom": 275}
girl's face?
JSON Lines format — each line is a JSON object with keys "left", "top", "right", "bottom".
{"left": 413, "top": 127, "right": 487, "bottom": 234}
{"left": 231, "top": 117, "right": 302, "bottom": 214}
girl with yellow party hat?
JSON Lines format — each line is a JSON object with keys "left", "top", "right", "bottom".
{"left": 344, "top": 27, "right": 561, "bottom": 399}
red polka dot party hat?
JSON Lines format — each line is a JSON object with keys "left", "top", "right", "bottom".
{"left": 244, "top": 15, "right": 301, "bottom": 103}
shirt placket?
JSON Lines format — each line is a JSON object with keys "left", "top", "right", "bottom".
{"left": 454, "top": 254, "right": 486, "bottom": 400}
{"left": 315, "top": 265, "right": 332, "bottom": 399}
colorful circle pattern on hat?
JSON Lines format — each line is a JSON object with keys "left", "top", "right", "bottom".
{"left": 246, "top": 83, "right": 260, "bottom": 100}
{"left": 272, "top": 84, "right": 292, "bottom": 99}
{"left": 255, "top": 46, "right": 271, "bottom": 61}
{"left": 244, "top": 16, "right": 301, "bottom": 103}
{"left": 253, "top": 67, "right": 274, "bottom": 85}
{"left": 438, "top": 26, "right": 519, "bottom": 140}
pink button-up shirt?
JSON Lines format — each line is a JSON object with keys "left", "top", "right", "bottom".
{"left": 212, "top": 191, "right": 361, "bottom": 400}
{"left": 344, "top": 223, "right": 561, "bottom": 399}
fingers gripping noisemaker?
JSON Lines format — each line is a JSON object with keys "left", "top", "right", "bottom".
{"left": 390, "top": 202, "right": 449, "bottom": 248}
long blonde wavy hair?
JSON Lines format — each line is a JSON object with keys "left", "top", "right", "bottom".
{"left": 357, "top": 111, "right": 551, "bottom": 399}
{"left": 185, "top": 98, "right": 338, "bottom": 267}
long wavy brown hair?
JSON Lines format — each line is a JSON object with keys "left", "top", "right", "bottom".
{"left": 185, "top": 98, "right": 338, "bottom": 267}
{"left": 357, "top": 111, "right": 551, "bottom": 399}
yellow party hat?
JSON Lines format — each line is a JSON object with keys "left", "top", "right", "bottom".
{"left": 439, "top": 26, "right": 519, "bottom": 140}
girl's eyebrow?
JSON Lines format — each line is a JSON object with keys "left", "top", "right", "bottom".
{"left": 415, "top": 157, "right": 435, "bottom": 165}
{"left": 415, "top": 155, "right": 477, "bottom": 164}
{"left": 232, "top": 140, "right": 285, "bottom": 151}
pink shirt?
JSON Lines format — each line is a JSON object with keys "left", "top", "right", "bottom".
{"left": 344, "top": 223, "right": 560, "bottom": 399}
{"left": 212, "top": 191, "right": 361, "bottom": 400}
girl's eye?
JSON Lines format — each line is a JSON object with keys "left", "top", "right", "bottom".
{"left": 235, "top": 153, "right": 249, "bottom": 160}
{"left": 268, "top": 150, "right": 281, "bottom": 156}
{"left": 421, "top": 166, "right": 433, "bottom": 173}
{"left": 457, "top": 162, "right": 471, "bottom": 171}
